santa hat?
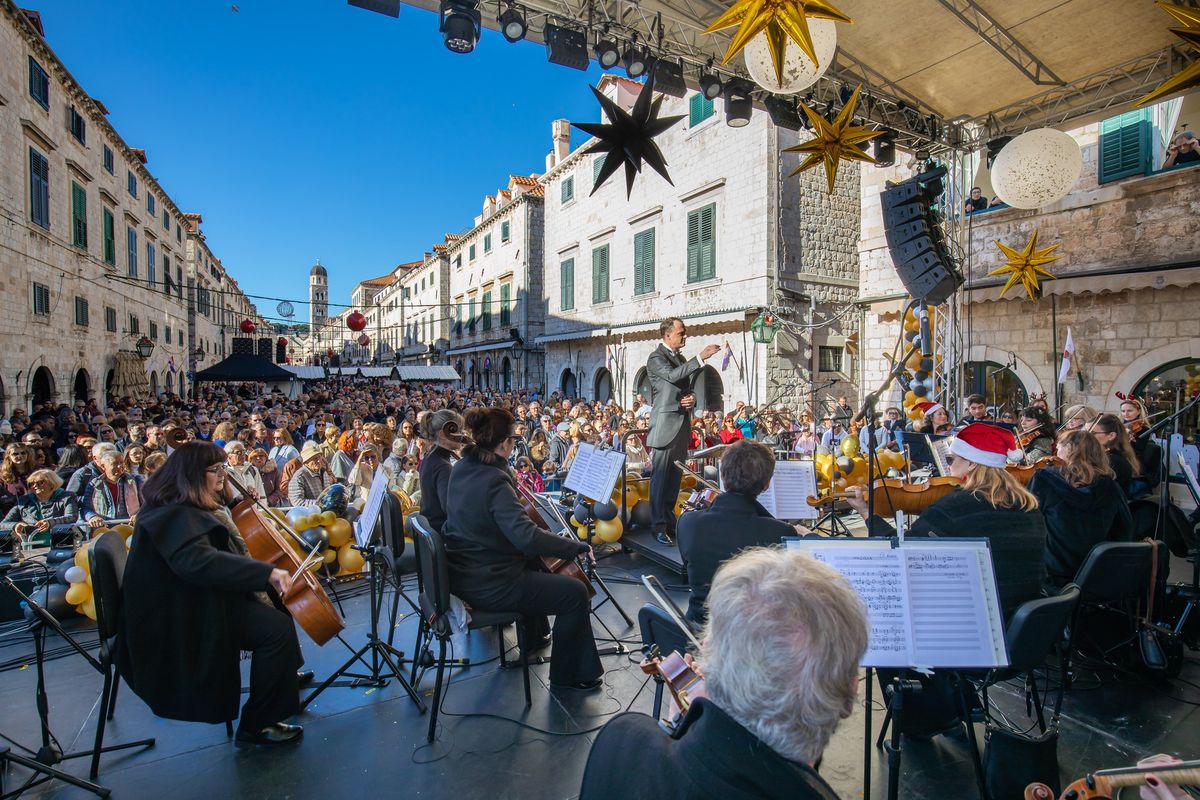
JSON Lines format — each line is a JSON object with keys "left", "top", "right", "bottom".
{"left": 950, "top": 423, "right": 1023, "bottom": 468}
{"left": 913, "top": 401, "right": 944, "bottom": 418}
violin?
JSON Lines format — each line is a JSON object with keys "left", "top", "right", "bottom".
{"left": 224, "top": 471, "right": 344, "bottom": 646}
{"left": 1005, "top": 456, "right": 1063, "bottom": 486}
{"left": 1025, "top": 758, "right": 1200, "bottom": 799}
{"left": 1018, "top": 422, "right": 1049, "bottom": 449}
{"left": 515, "top": 483, "right": 595, "bottom": 598}
{"left": 639, "top": 646, "right": 705, "bottom": 717}
{"left": 808, "top": 475, "right": 962, "bottom": 517}
{"left": 1125, "top": 418, "right": 1147, "bottom": 438}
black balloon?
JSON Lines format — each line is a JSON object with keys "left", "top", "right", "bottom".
{"left": 593, "top": 500, "right": 618, "bottom": 521}
{"left": 24, "top": 583, "right": 73, "bottom": 623}
{"left": 912, "top": 383, "right": 929, "bottom": 397}
{"left": 904, "top": 330, "right": 918, "bottom": 342}
{"left": 573, "top": 502, "right": 592, "bottom": 525}
{"left": 919, "top": 358, "right": 934, "bottom": 372}
{"left": 629, "top": 500, "right": 653, "bottom": 529}
{"left": 301, "top": 526, "right": 330, "bottom": 554}
{"left": 318, "top": 484, "right": 349, "bottom": 516}
{"left": 914, "top": 370, "right": 930, "bottom": 382}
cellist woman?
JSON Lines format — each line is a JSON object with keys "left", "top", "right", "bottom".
{"left": 116, "top": 442, "right": 307, "bottom": 748}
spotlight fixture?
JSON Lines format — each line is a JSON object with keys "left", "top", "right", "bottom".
{"left": 439, "top": 0, "right": 480, "bottom": 53}
{"left": 594, "top": 36, "right": 620, "bottom": 69}
{"left": 724, "top": 80, "right": 753, "bottom": 128}
{"left": 986, "top": 136, "right": 1012, "bottom": 169}
{"left": 544, "top": 23, "right": 589, "bottom": 71}
{"left": 652, "top": 59, "right": 686, "bottom": 98}
{"left": 765, "top": 96, "right": 803, "bottom": 131}
{"left": 623, "top": 44, "right": 650, "bottom": 78}
{"left": 838, "top": 83, "right": 853, "bottom": 105}
{"left": 699, "top": 71, "right": 722, "bottom": 100}
{"left": 498, "top": 6, "right": 526, "bottom": 42}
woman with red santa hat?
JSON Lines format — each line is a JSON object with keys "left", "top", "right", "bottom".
{"left": 912, "top": 400, "right": 953, "bottom": 435}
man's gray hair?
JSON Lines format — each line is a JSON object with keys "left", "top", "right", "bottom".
{"left": 701, "top": 547, "right": 868, "bottom": 765}
{"left": 91, "top": 442, "right": 118, "bottom": 460}
{"left": 719, "top": 439, "right": 776, "bottom": 496}
{"left": 97, "top": 450, "right": 123, "bottom": 466}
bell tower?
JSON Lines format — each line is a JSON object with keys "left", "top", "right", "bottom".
{"left": 309, "top": 260, "right": 328, "bottom": 328}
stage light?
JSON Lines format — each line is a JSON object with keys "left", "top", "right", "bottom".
{"left": 545, "top": 24, "right": 589, "bottom": 71}
{"left": 986, "top": 136, "right": 1013, "bottom": 169}
{"left": 594, "top": 37, "right": 620, "bottom": 69}
{"left": 498, "top": 6, "right": 526, "bottom": 42}
{"left": 439, "top": 0, "right": 479, "bottom": 53}
{"left": 765, "top": 96, "right": 802, "bottom": 131}
{"left": 624, "top": 46, "right": 650, "bottom": 78}
{"left": 724, "top": 80, "right": 753, "bottom": 127}
{"left": 873, "top": 129, "right": 896, "bottom": 166}
{"left": 652, "top": 59, "right": 686, "bottom": 98}
{"left": 699, "top": 72, "right": 722, "bottom": 100}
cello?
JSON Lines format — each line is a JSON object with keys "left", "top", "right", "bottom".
{"left": 1025, "top": 758, "right": 1200, "bottom": 799}
{"left": 224, "top": 470, "right": 345, "bottom": 646}
{"left": 515, "top": 481, "right": 595, "bottom": 598}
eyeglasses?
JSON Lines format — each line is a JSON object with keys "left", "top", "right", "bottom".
{"left": 205, "top": 465, "right": 225, "bottom": 476}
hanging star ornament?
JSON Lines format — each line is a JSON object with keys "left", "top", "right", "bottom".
{"left": 705, "top": 0, "right": 851, "bottom": 85}
{"left": 783, "top": 84, "right": 880, "bottom": 193}
{"left": 989, "top": 230, "right": 1063, "bottom": 299}
{"left": 1135, "top": 2, "right": 1200, "bottom": 107}
{"left": 570, "top": 73, "right": 686, "bottom": 198}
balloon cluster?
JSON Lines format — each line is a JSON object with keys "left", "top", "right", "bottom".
{"left": 812, "top": 440, "right": 906, "bottom": 494}
{"left": 898, "top": 303, "right": 943, "bottom": 422}
{"left": 569, "top": 478, "right": 641, "bottom": 543}
{"left": 40, "top": 523, "right": 136, "bottom": 621}
{"left": 282, "top": 506, "right": 363, "bottom": 575}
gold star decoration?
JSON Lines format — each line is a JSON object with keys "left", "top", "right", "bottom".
{"left": 1136, "top": 2, "right": 1200, "bottom": 107}
{"left": 989, "top": 230, "right": 1062, "bottom": 298}
{"left": 783, "top": 85, "right": 880, "bottom": 193}
{"left": 704, "top": 0, "right": 851, "bottom": 86}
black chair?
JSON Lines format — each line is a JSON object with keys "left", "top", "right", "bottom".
{"left": 376, "top": 493, "right": 420, "bottom": 652}
{"left": 87, "top": 532, "right": 157, "bottom": 779}
{"left": 637, "top": 604, "right": 692, "bottom": 723}
{"left": 1069, "top": 541, "right": 1154, "bottom": 665}
{"left": 408, "top": 514, "right": 531, "bottom": 743}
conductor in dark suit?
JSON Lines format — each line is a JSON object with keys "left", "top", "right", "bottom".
{"left": 677, "top": 440, "right": 798, "bottom": 625}
{"left": 646, "top": 318, "right": 720, "bottom": 545}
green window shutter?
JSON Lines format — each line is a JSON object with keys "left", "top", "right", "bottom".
{"left": 686, "top": 209, "right": 701, "bottom": 282}
{"left": 102, "top": 208, "right": 115, "bottom": 264}
{"left": 484, "top": 233, "right": 492, "bottom": 252}
{"left": 560, "top": 258, "right": 574, "bottom": 310}
{"left": 593, "top": 154, "right": 606, "bottom": 184}
{"left": 482, "top": 290, "right": 493, "bottom": 330}
{"left": 501, "top": 220, "right": 510, "bottom": 242}
{"left": 469, "top": 243, "right": 476, "bottom": 260}
{"left": 634, "top": 228, "right": 655, "bottom": 294}
{"left": 1098, "top": 109, "right": 1151, "bottom": 183}
{"left": 71, "top": 182, "right": 87, "bottom": 249}
{"left": 694, "top": 203, "right": 716, "bottom": 281}
{"left": 592, "top": 245, "right": 610, "bottom": 303}
{"left": 689, "top": 93, "right": 714, "bottom": 127}
{"left": 468, "top": 298, "right": 476, "bottom": 331}
{"left": 561, "top": 175, "right": 574, "bottom": 203}
{"left": 500, "top": 283, "right": 511, "bottom": 326}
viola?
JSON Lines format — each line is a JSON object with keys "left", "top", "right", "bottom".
{"left": 1025, "top": 759, "right": 1200, "bottom": 799}
{"left": 808, "top": 475, "right": 962, "bottom": 517}
{"left": 1005, "top": 456, "right": 1063, "bottom": 486}
{"left": 515, "top": 483, "right": 595, "bottom": 598}
{"left": 639, "top": 646, "right": 705, "bottom": 717}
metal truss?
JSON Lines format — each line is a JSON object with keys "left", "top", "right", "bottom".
{"left": 934, "top": 0, "right": 1063, "bottom": 87}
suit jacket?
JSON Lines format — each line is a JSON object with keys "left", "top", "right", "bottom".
{"left": 677, "top": 492, "right": 795, "bottom": 624}
{"left": 645, "top": 343, "right": 703, "bottom": 449}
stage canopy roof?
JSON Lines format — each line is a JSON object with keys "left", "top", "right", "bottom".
{"left": 389, "top": 0, "right": 1196, "bottom": 151}
{"left": 194, "top": 354, "right": 295, "bottom": 383}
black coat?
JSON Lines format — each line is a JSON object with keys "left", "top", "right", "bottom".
{"left": 579, "top": 699, "right": 839, "bottom": 800}
{"left": 677, "top": 492, "right": 794, "bottom": 624}
{"left": 1107, "top": 449, "right": 1135, "bottom": 497}
{"left": 868, "top": 489, "right": 1047, "bottom": 622}
{"left": 1029, "top": 467, "right": 1132, "bottom": 588}
{"left": 115, "top": 504, "right": 275, "bottom": 724}
{"left": 442, "top": 449, "right": 586, "bottom": 607}
{"left": 418, "top": 446, "right": 454, "bottom": 532}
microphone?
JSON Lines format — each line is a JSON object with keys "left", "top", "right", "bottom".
{"left": 917, "top": 305, "right": 933, "bottom": 359}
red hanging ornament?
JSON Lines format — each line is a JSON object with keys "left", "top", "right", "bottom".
{"left": 357, "top": 333, "right": 371, "bottom": 347}
{"left": 347, "top": 311, "right": 367, "bottom": 332}
{"left": 240, "top": 319, "right": 256, "bottom": 334}
{"left": 278, "top": 336, "right": 288, "bottom": 347}
{"left": 326, "top": 349, "right": 335, "bottom": 359}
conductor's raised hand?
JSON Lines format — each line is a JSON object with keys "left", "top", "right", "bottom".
{"left": 699, "top": 344, "right": 721, "bottom": 361}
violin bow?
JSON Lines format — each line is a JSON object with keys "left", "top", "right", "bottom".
{"left": 223, "top": 468, "right": 324, "bottom": 580}
{"left": 641, "top": 574, "right": 703, "bottom": 651}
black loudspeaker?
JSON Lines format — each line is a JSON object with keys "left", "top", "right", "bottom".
{"left": 257, "top": 338, "right": 272, "bottom": 360}
{"left": 880, "top": 164, "right": 963, "bottom": 305}
{"left": 276, "top": 341, "right": 286, "bottom": 363}
{"left": 231, "top": 337, "right": 255, "bottom": 356}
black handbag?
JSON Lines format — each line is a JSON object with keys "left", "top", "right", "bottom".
{"left": 982, "top": 724, "right": 1060, "bottom": 800}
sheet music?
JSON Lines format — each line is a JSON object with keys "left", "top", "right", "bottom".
{"left": 758, "top": 459, "right": 819, "bottom": 521}
{"left": 785, "top": 538, "right": 1007, "bottom": 669}
{"left": 926, "top": 435, "right": 953, "bottom": 477}
{"left": 353, "top": 466, "right": 389, "bottom": 548}
{"left": 563, "top": 443, "right": 626, "bottom": 501}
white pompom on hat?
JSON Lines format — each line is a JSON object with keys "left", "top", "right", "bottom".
{"left": 949, "top": 423, "right": 1023, "bottom": 468}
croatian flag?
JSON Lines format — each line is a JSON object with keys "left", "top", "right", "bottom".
{"left": 1057, "top": 327, "right": 1073, "bottom": 385}
{"left": 168, "top": 356, "right": 177, "bottom": 374}
{"left": 721, "top": 340, "right": 733, "bottom": 371}
{"left": 606, "top": 345, "right": 614, "bottom": 370}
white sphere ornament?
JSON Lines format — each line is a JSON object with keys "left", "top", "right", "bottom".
{"left": 744, "top": 19, "right": 837, "bottom": 95}
{"left": 990, "top": 128, "right": 1082, "bottom": 209}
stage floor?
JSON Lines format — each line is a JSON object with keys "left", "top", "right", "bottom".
{"left": 1, "top": 548, "right": 1197, "bottom": 800}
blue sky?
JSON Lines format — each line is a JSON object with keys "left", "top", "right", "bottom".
{"left": 35, "top": 0, "right": 609, "bottom": 319}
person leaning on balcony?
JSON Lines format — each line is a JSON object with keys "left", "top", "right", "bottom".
{"left": 1164, "top": 131, "right": 1200, "bottom": 167}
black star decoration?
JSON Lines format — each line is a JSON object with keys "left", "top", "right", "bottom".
{"left": 571, "top": 74, "right": 686, "bottom": 198}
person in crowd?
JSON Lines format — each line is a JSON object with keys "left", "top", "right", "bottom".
{"left": 141, "top": 452, "right": 167, "bottom": 479}
{"left": 964, "top": 186, "right": 989, "bottom": 213}
{"left": 346, "top": 445, "right": 386, "bottom": 503}
{"left": 1, "top": 469, "right": 79, "bottom": 552}
{"left": 999, "top": 407, "right": 1017, "bottom": 425}
{"left": 549, "top": 422, "right": 573, "bottom": 468}
{"left": 1163, "top": 130, "right": 1200, "bottom": 167}
{"left": 443, "top": 407, "right": 601, "bottom": 690}
{"left": 820, "top": 417, "right": 848, "bottom": 449}
{"left": 248, "top": 449, "right": 280, "bottom": 505}
{"left": 318, "top": 425, "right": 341, "bottom": 461}
{"left": 514, "top": 455, "right": 544, "bottom": 495}
{"left": 1062, "top": 403, "right": 1098, "bottom": 431}
{"left": 396, "top": 455, "right": 421, "bottom": 501}
{"left": 1120, "top": 398, "right": 1162, "bottom": 498}
{"left": 67, "top": 442, "right": 117, "bottom": 498}
{"left": 792, "top": 423, "right": 818, "bottom": 454}
{"left": 124, "top": 445, "right": 148, "bottom": 477}
{"left": 82, "top": 450, "right": 142, "bottom": 529}
{"left": 1018, "top": 405, "right": 1056, "bottom": 462}
{"left": 417, "top": 409, "right": 466, "bottom": 533}
{"left": 1029, "top": 429, "right": 1133, "bottom": 590}
{"left": 528, "top": 428, "right": 550, "bottom": 471}
{"left": 212, "top": 421, "right": 237, "bottom": 447}
{"left": 832, "top": 395, "right": 854, "bottom": 429}
{"left": 268, "top": 429, "right": 301, "bottom": 472}
{"left": 960, "top": 394, "right": 989, "bottom": 425}
{"left": 542, "top": 460, "right": 562, "bottom": 492}
{"left": 1089, "top": 412, "right": 1141, "bottom": 498}
{"left": 225, "top": 441, "right": 266, "bottom": 503}
{"left": 329, "top": 432, "right": 357, "bottom": 483}
{"left": 116, "top": 442, "right": 305, "bottom": 748}
{"left": 508, "top": 421, "right": 532, "bottom": 465}
{"left": 288, "top": 442, "right": 333, "bottom": 507}
{"left": 579, "top": 547, "right": 864, "bottom": 800}
{"left": 1, "top": 443, "right": 36, "bottom": 512}
{"left": 718, "top": 415, "right": 744, "bottom": 445}
{"left": 734, "top": 405, "right": 756, "bottom": 439}
{"left": 677, "top": 441, "right": 799, "bottom": 626}
{"left": 55, "top": 443, "right": 89, "bottom": 485}
{"left": 912, "top": 401, "right": 954, "bottom": 436}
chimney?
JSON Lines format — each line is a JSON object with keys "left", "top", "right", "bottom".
{"left": 549, "top": 119, "right": 571, "bottom": 168}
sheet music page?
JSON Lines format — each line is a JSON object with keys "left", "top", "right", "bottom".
{"left": 353, "top": 466, "right": 389, "bottom": 548}
{"left": 563, "top": 444, "right": 625, "bottom": 500}
{"left": 786, "top": 539, "right": 913, "bottom": 667}
{"left": 766, "top": 460, "right": 819, "bottom": 521}
{"left": 903, "top": 541, "right": 1008, "bottom": 668}
{"left": 926, "top": 435, "right": 953, "bottom": 477}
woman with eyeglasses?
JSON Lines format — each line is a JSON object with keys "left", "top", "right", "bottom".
{"left": 1, "top": 469, "right": 78, "bottom": 552}
{"left": 115, "top": 441, "right": 306, "bottom": 748}
{"left": 1, "top": 443, "right": 36, "bottom": 514}
{"left": 1088, "top": 413, "right": 1141, "bottom": 498}
{"left": 124, "top": 445, "right": 148, "bottom": 476}
{"left": 346, "top": 445, "right": 389, "bottom": 503}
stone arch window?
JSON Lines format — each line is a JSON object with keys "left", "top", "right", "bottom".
{"left": 1133, "top": 358, "right": 1200, "bottom": 441}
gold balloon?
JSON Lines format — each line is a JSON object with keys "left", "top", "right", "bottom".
{"left": 338, "top": 544, "right": 365, "bottom": 572}
{"left": 323, "top": 548, "right": 338, "bottom": 565}
{"left": 594, "top": 517, "right": 624, "bottom": 543}
{"left": 903, "top": 390, "right": 917, "bottom": 407}
{"left": 113, "top": 523, "right": 134, "bottom": 540}
{"left": 319, "top": 510, "right": 337, "bottom": 528}
{"left": 65, "top": 582, "right": 92, "bottom": 605}
{"left": 905, "top": 350, "right": 924, "bottom": 371}
{"left": 80, "top": 597, "right": 97, "bottom": 620}
{"left": 840, "top": 435, "right": 859, "bottom": 458}
{"left": 74, "top": 547, "right": 90, "bottom": 570}
{"left": 680, "top": 474, "right": 697, "bottom": 490}
{"left": 327, "top": 518, "right": 353, "bottom": 548}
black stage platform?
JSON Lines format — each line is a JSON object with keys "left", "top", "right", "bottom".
{"left": 1, "top": 549, "right": 1198, "bottom": 799}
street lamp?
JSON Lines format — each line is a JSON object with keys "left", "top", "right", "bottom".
{"left": 751, "top": 310, "right": 781, "bottom": 344}
{"left": 134, "top": 336, "right": 155, "bottom": 359}
{"left": 192, "top": 347, "right": 205, "bottom": 363}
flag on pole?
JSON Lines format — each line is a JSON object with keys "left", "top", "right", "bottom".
{"left": 1057, "top": 327, "right": 1073, "bottom": 384}
{"left": 721, "top": 340, "right": 733, "bottom": 371}
{"left": 606, "top": 345, "right": 614, "bottom": 370}
{"left": 168, "top": 356, "right": 177, "bottom": 374}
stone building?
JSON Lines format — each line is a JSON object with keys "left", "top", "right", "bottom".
{"left": 389, "top": 246, "right": 450, "bottom": 367}
{"left": 857, "top": 102, "right": 1200, "bottom": 440}
{"left": 445, "top": 174, "right": 546, "bottom": 391}
{"left": 538, "top": 76, "right": 860, "bottom": 414}
{"left": 0, "top": 3, "right": 259, "bottom": 411}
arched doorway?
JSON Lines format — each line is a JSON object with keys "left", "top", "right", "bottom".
{"left": 467, "top": 359, "right": 477, "bottom": 390}
{"left": 560, "top": 368, "right": 577, "bottom": 398}
{"left": 1133, "top": 358, "right": 1200, "bottom": 442}
{"left": 501, "top": 357, "right": 512, "bottom": 392}
{"left": 633, "top": 367, "right": 652, "bottom": 405}
{"left": 0, "top": 374, "right": 6, "bottom": 416}
{"left": 962, "top": 361, "right": 1027, "bottom": 415}
{"left": 693, "top": 365, "right": 724, "bottom": 413}
{"left": 105, "top": 368, "right": 115, "bottom": 403}
{"left": 149, "top": 371, "right": 159, "bottom": 398}
{"left": 31, "top": 366, "right": 54, "bottom": 408}
{"left": 178, "top": 372, "right": 185, "bottom": 397}
{"left": 73, "top": 368, "right": 90, "bottom": 403}
{"left": 594, "top": 367, "right": 613, "bottom": 403}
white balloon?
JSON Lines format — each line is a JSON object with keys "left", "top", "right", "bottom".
{"left": 285, "top": 506, "right": 308, "bottom": 526}
{"left": 744, "top": 19, "right": 837, "bottom": 95}
{"left": 64, "top": 566, "right": 86, "bottom": 584}
{"left": 991, "top": 128, "right": 1082, "bottom": 209}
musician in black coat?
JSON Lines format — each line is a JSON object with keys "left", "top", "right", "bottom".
{"left": 443, "top": 407, "right": 602, "bottom": 690}
{"left": 417, "top": 409, "right": 465, "bottom": 532}
{"left": 677, "top": 440, "right": 796, "bottom": 625}
{"left": 116, "top": 442, "right": 304, "bottom": 747}
{"left": 580, "top": 548, "right": 863, "bottom": 800}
